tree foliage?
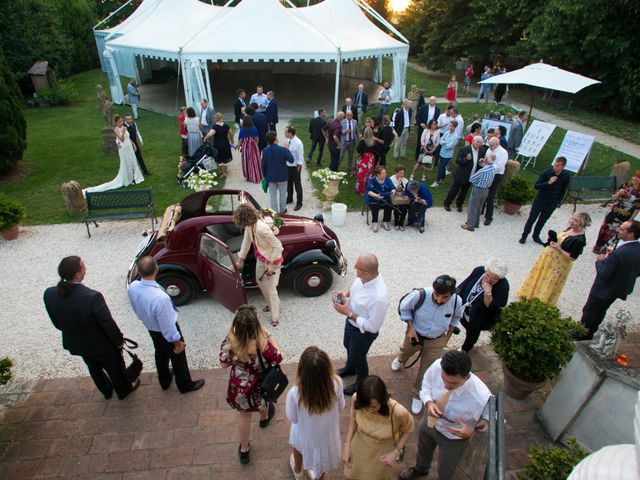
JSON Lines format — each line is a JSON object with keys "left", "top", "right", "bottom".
{"left": 398, "top": 0, "right": 640, "bottom": 117}
{"left": 0, "top": 47, "right": 27, "bottom": 175}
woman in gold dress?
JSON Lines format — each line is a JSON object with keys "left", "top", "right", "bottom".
{"left": 343, "top": 376, "right": 414, "bottom": 480}
{"left": 517, "top": 212, "right": 591, "bottom": 305}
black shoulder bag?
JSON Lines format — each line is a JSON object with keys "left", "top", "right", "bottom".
{"left": 256, "top": 341, "right": 288, "bottom": 403}
{"left": 123, "top": 337, "right": 143, "bottom": 383}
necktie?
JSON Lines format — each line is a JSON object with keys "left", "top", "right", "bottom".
{"left": 427, "top": 388, "right": 453, "bottom": 428}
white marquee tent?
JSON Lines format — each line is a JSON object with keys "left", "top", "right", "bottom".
{"left": 94, "top": 0, "right": 409, "bottom": 115}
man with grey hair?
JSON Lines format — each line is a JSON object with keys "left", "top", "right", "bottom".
{"left": 353, "top": 83, "right": 368, "bottom": 118}
{"left": 339, "top": 109, "right": 358, "bottom": 172}
{"left": 482, "top": 136, "right": 508, "bottom": 226}
{"left": 444, "top": 135, "right": 485, "bottom": 212}
{"left": 392, "top": 99, "right": 413, "bottom": 161}
{"left": 456, "top": 259, "right": 510, "bottom": 352}
{"left": 507, "top": 110, "right": 528, "bottom": 158}
{"left": 331, "top": 253, "right": 389, "bottom": 396}
{"left": 461, "top": 151, "right": 496, "bottom": 232}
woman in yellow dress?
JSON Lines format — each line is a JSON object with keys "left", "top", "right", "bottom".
{"left": 342, "top": 376, "right": 414, "bottom": 480}
{"left": 517, "top": 212, "right": 591, "bottom": 305}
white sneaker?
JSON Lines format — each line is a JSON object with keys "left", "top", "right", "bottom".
{"left": 371, "top": 223, "right": 379, "bottom": 233}
{"left": 411, "top": 397, "right": 424, "bottom": 415}
{"left": 289, "top": 453, "right": 303, "bottom": 480}
{"left": 390, "top": 357, "right": 401, "bottom": 371}
{"left": 430, "top": 181, "right": 439, "bottom": 188}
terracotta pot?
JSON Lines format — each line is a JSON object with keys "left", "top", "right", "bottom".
{"left": 322, "top": 179, "right": 341, "bottom": 210}
{"left": 503, "top": 200, "right": 522, "bottom": 215}
{"left": 501, "top": 363, "right": 546, "bottom": 400}
{"left": 0, "top": 224, "right": 20, "bottom": 241}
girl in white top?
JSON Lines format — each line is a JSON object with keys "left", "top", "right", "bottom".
{"left": 286, "top": 346, "right": 345, "bottom": 480}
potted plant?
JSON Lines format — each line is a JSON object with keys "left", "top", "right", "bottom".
{"left": 518, "top": 438, "right": 586, "bottom": 480}
{"left": 497, "top": 175, "right": 535, "bottom": 214}
{"left": 0, "top": 196, "right": 25, "bottom": 241}
{"left": 312, "top": 168, "right": 348, "bottom": 209}
{"left": 491, "top": 298, "right": 581, "bottom": 400}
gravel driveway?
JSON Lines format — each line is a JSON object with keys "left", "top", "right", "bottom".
{"left": 2, "top": 198, "right": 637, "bottom": 382}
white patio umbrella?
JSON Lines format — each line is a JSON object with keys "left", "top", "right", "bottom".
{"left": 479, "top": 61, "right": 601, "bottom": 119}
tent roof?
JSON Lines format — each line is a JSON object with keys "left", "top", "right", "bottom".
{"left": 100, "top": 0, "right": 408, "bottom": 62}
{"left": 479, "top": 62, "right": 600, "bottom": 94}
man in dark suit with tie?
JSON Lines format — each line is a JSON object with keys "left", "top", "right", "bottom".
{"left": 443, "top": 136, "right": 485, "bottom": 212}
{"left": 414, "top": 96, "right": 440, "bottom": 161}
{"left": 341, "top": 97, "right": 358, "bottom": 122}
{"left": 233, "top": 89, "right": 247, "bottom": 126}
{"left": 577, "top": 220, "right": 640, "bottom": 340}
{"left": 307, "top": 109, "right": 327, "bottom": 166}
{"left": 44, "top": 256, "right": 139, "bottom": 400}
{"left": 353, "top": 84, "right": 368, "bottom": 119}
{"left": 265, "top": 91, "right": 279, "bottom": 132}
{"left": 124, "top": 114, "right": 151, "bottom": 175}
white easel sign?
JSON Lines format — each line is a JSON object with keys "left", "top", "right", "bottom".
{"left": 554, "top": 131, "right": 596, "bottom": 173}
{"left": 517, "top": 120, "right": 556, "bottom": 158}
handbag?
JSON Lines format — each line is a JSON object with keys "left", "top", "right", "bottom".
{"left": 418, "top": 154, "right": 433, "bottom": 165}
{"left": 256, "top": 341, "right": 288, "bottom": 402}
{"left": 261, "top": 177, "right": 269, "bottom": 193}
{"left": 123, "top": 337, "right": 143, "bottom": 384}
{"left": 390, "top": 193, "right": 410, "bottom": 206}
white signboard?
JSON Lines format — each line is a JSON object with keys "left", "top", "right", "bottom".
{"left": 517, "top": 120, "right": 556, "bottom": 158}
{"left": 554, "top": 131, "right": 596, "bottom": 173}
{"left": 481, "top": 119, "right": 513, "bottom": 141}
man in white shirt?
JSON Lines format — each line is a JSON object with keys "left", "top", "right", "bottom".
{"left": 249, "top": 85, "right": 268, "bottom": 113}
{"left": 436, "top": 105, "right": 453, "bottom": 135}
{"left": 332, "top": 254, "right": 389, "bottom": 396}
{"left": 451, "top": 107, "right": 465, "bottom": 138}
{"left": 483, "top": 136, "right": 509, "bottom": 225}
{"left": 199, "top": 99, "right": 214, "bottom": 136}
{"left": 400, "top": 351, "right": 491, "bottom": 480}
{"left": 392, "top": 99, "right": 413, "bottom": 161}
{"left": 285, "top": 126, "right": 304, "bottom": 211}
{"left": 390, "top": 275, "right": 463, "bottom": 414}
{"left": 378, "top": 80, "right": 393, "bottom": 117}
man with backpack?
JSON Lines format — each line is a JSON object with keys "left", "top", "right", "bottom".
{"left": 390, "top": 275, "right": 463, "bottom": 415}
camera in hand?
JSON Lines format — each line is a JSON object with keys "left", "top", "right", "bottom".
{"left": 332, "top": 293, "right": 345, "bottom": 305}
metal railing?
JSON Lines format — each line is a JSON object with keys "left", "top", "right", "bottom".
{"left": 486, "top": 392, "right": 506, "bottom": 480}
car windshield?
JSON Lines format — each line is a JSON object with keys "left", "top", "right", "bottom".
{"left": 205, "top": 192, "right": 262, "bottom": 214}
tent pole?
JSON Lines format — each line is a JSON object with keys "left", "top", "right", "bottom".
{"left": 333, "top": 50, "right": 342, "bottom": 118}
{"left": 527, "top": 89, "right": 535, "bottom": 129}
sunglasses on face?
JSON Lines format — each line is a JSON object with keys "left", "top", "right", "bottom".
{"left": 434, "top": 277, "right": 456, "bottom": 289}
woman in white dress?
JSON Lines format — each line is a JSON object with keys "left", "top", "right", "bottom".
{"left": 84, "top": 115, "right": 144, "bottom": 194}
{"left": 286, "top": 346, "right": 345, "bottom": 480}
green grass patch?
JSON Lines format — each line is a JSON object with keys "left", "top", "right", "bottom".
{"left": 2, "top": 69, "right": 223, "bottom": 225}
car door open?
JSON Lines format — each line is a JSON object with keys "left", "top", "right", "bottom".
{"left": 197, "top": 233, "right": 247, "bottom": 312}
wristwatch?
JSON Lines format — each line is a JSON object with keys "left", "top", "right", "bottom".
{"left": 347, "top": 312, "right": 357, "bottom": 321}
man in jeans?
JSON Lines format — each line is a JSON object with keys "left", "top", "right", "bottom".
{"left": 432, "top": 121, "right": 459, "bottom": 187}
{"left": 400, "top": 351, "right": 491, "bottom": 480}
{"left": 261, "top": 131, "right": 293, "bottom": 213}
{"left": 331, "top": 254, "right": 389, "bottom": 396}
{"left": 390, "top": 275, "right": 463, "bottom": 415}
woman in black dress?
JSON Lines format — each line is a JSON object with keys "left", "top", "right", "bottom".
{"left": 205, "top": 112, "right": 234, "bottom": 177}
{"left": 375, "top": 115, "right": 395, "bottom": 166}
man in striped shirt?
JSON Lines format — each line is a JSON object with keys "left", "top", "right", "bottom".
{"left": 461, "top": 152, "right": 496, "bottom": 232}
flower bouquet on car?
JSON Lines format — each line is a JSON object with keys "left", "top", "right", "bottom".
{"left": 261, "top": 207, "right": 284, "bottom": 235}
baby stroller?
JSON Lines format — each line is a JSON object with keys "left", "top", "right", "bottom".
{"left": 177, "top": 143, "right": 218, "bottom": 187}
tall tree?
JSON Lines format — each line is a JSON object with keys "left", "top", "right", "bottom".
{"left": 0, "top": 47, "right": 27, "bottom": 175}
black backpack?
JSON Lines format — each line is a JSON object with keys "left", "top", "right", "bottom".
{"left": 397, "top": 288, "right": 427, "bottom": 319}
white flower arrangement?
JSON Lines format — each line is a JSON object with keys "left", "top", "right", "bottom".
{"left": 185, "top": 169, "right": 219, "bottom": 191}
{"left": 312, "top": 168, "right": 348, "bottom": 187}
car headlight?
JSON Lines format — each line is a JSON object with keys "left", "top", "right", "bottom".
{"left": 324, "top": 239, "right": 336, "bottom": 250}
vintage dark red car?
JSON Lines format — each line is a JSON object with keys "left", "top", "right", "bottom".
{"left": 127, "top": 189, "right": 347, "bottom": 312}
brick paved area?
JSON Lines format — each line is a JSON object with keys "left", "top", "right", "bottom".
{"left": 0, "top": 348, "right": 551, "bottom": 480}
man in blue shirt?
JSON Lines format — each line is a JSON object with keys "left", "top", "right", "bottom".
{"left": 127, "top": 78, "right": 140, "bottom": 120}
{"left": 390, "top": 275, "right": 463, "bottom": 415}
{"left": 461, "top": 152, "right": 496, "bottom": 232}
{"left": 262, "top": 131, "right": 293, "bottom": 214}
{"left": 432, "top": 122, "right": 459, "bottom": 187}
{"left": 128, "top": 256, "right": 204, "bottom": 394}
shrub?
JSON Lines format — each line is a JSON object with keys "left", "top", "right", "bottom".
{"left": 0, "top": 196, "right": 26, "bottom": 230}
{"left": 0, "top": 46, "right": 27, "bottom": 175}
{"left": 492, "top": 298, "right": 582, "bottom": 383}
{"left": 37, "top": 79, "right": 78, "bottom": 106}
{"left": 0, "top": 357, "right": 13, "bottom": 385}
{"left": 497, "top": 175, "right": 536, "bottom": 205}
{"left": 518, "top": 438, "right": 587, "bottom": 480}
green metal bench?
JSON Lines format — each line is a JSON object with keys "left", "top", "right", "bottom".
{"left": 84, "top": 189, "right": 156, "bottom": 238}
{"left": 565, "top": 175, "right": 617, "bottom": 213}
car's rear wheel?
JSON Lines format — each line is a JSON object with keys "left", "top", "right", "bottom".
{"left": 156, "top": 272, "right": 197, "bottom": 306}
{"left": 292, "top": 265, "right": 333, "bottom": 297}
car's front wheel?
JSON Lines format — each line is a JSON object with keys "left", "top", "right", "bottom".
{"left": 292, "top": 265, "right": 333, "bottom": 297}
{"left": 156, "top": 272, "right": 197, "bottom": 306}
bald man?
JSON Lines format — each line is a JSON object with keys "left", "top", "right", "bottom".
{"left": 481, "top": 137, "right": 508, "bottom": 225}
{"left": 332, "top": 254, "right": 389, "bottom": 395}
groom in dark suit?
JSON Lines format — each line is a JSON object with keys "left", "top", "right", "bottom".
{"left": 578, "top": 220, "right": 640, "bottom": 339}
{"left": 124, "top": 114, "right": 151, "bottom": 175}
{"left": 43, "top": 256, "right": 139, "bottom": 400}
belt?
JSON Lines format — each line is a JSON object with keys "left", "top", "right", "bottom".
{"left": 417, "top": 332, "right": 446, "bottom": 340}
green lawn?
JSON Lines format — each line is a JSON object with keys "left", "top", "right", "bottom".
{"left": 2, "top": 69, "right": 218, "bottom": 225}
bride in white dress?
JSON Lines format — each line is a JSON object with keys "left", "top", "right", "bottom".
{"left": 84, "top": 115, "right": 145, "bottom": 195}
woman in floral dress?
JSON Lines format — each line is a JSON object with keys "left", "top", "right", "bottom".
{"left": 593, "top": 171, "right": 640, "bottom": 253}
{"left": 219, "top": 305, "right": 282, "bottom": 464}
{"left": 355, "top": 127, "right": 377, "bottom": 196}
{"left": 238, "top": 116, "right": 263, "bottom": 183}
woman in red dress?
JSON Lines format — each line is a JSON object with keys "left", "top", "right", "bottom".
{"left": 445, "top": 75, "right": 458, "bottom": 103}
{"left": 219, "top": 305, "right": 283, "bottom": 464}
{"left": 355, "top": 127, "right": 377, "bottom": 196}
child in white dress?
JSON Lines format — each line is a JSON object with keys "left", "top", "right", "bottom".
{"left": 286, "top": 346, "right": 345, "bottom": 480}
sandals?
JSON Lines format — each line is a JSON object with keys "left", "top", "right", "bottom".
{"left": 238, "top": 444, "right": 250, "bottom": 464}
{"left": 263, "top": 305, "right": 270, "bottom": 312}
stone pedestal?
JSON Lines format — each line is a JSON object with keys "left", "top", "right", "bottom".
{"left": 538, "top": 334, "right": 640, "bottom": 451}
{"left": 101, "top": 128, "right": 117, "bottom": 154}
{"left": 60, "top": 180, "right": 87, "bottom": 215}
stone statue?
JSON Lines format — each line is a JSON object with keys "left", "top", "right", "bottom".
{"left": 589, "top": 309, "right": 630, "bottom": 358}
{"left": 96, "top": 84, "right": 115, "bottom": 128}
